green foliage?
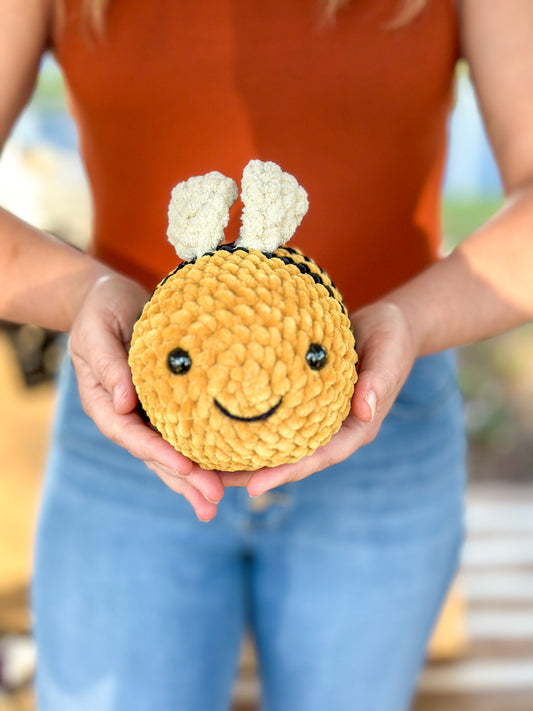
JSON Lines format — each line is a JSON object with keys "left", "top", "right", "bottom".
{"left": 442, "top": 196, "right": 503, "bottom": 249}
{"left": 31, "top": 55, "right": 68, "bottom": 114}
{"left": 444, "top": 197, "right": 533, "bottom": 482}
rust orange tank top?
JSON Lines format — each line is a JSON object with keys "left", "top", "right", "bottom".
{"left": 52, "top": 0, "right": 459, "bottom": 312}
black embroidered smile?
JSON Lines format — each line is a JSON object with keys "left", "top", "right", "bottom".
{"left": 214, "top": 397, "right": 283, "bottom": 422}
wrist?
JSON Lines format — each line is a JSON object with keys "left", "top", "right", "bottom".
{"left": 63, "top": 262, "right": 117, "bottom": 331}
{"left": 69, "top": 270, "right": 150, "bottom": 345}
{"left": 351, "top": 297, "right": 423, "bottom": 362}
{"left": 377, "top": 294, "right": 427, "bottom": 358}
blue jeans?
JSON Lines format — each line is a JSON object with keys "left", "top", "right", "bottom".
{"left": 33, "top": 351, "right": 466, "bottom": 711}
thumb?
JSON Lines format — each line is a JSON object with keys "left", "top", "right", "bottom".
{"left": 349, "top": 300, "right": 416, "bottom": 425}
{"left": 111, "top": 372, "right": 138, "bottom": 415}
{"left": 350, "top": 349, "right": 411, "bottom": 425}
{"left": 72, "top": 318, "right": 138, "bottom": 415}
{"left": 351, "top": 370, "right": 379, "bottom": 423}
{"left": 96, "top": 327, "right": 138, "bottom": 415}
{"left": 350, "top": 344, "right": 403, "bottom": 425}
{"left": 70, "top": 273, "right": 150, "bottom": 417}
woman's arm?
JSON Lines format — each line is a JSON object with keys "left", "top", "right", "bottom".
{"left": 387, "top": 0, "right": 533, "bottom": 355}
{"left": 235, "top": 0, "right": 533, "bottom": 495}
{"left": 0, "top": 0, "right": 109, "bottom": 329}
{"left": 0, "top": 0, "right": 223, "bottom": 519}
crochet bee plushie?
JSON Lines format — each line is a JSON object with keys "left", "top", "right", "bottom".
{"left": 128, "top": 160, "right": 358, "bottom": 472}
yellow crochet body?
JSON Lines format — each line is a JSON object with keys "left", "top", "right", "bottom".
{"left": 129, "top": 245, "right": 357, "bottom": 471}
{"left": 128, "top": 161, "right": 358, "bottom": 471}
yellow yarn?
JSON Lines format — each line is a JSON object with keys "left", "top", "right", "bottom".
{"left": 129, "top": 246, "right": 358, "bottom": 471}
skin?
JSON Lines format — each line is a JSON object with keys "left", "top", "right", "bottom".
{"left": 1, "top": 0, "right": 533, "bottom": 520}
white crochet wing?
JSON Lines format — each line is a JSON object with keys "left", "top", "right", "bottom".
{"left": 167, "top": 172, "right": 238, "bottom": 261}
{"left": 237, "top": 160, "right": 309, "bottom": 252}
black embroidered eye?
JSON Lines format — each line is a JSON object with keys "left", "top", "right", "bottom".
{"left": 167, "top": 348, "right": 192, "bottom": 375}
{"left": 306, "top": 343, "right": 327, "bottom": 370}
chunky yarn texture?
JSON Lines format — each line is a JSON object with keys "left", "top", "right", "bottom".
{"left": 129, "top": 245, "right": 358, "bottom": 471}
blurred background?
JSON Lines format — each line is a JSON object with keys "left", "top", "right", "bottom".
{"left": 0, "top": 57, "right": 532, "bottom": 711}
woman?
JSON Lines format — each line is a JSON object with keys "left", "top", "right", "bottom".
{"left": 1, "top": 0, "right": 532, "bottom": 709}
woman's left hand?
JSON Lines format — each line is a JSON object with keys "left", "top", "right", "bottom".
{"left": 219, "top": 300, "right": 418, "bottom": 495}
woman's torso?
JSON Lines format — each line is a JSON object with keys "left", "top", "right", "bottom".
{"left": 52, "top": 0, "right": 459, "bottom": 311}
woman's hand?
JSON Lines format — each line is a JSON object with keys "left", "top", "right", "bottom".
{"left": 69, "top": 274, "right": 224, "bottom": 521}
{"left": 220, "top": 300, "right": 418, "bottom": 495}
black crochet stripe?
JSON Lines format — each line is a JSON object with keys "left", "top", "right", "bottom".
{"left": 152, "top": 258, "right": 196, "bottom": 297}
{"left": 271, "top": 248, "right": 348, "bottom": 316}
{"left": 156, "top": 242, "right": 348, "bottom": 316}
{"left": 274, "top": 246, "right": 341, "bottom": 292}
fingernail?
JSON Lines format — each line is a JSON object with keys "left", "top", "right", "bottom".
{"left": 364, "top": 390, "right": 377, "bottom": 422}
{"left": 112, "top": 383, "right": 126, "bottom": 410}
{"left": 249, "top": 486, "right": 267, "bottom": 498}
{"left": 201, "top": 492, "right": 221, "bottom": 504}
{"left": 172, "top": 458, "right": 193, "bottom": 476}
{"left": 176, "top": 465, "right": 193, "bottom": 477}
{"left": 160, "top": 462, "right": 191, "bottom": 478}
{"left": 198, "top": 486, "right": 222, "bottom": 504}
{"left": 197, "top": 512, "right": 214, "bottom": 523}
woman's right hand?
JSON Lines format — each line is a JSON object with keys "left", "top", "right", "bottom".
{"left": 69, "top": 273, "right": 224, "bottom": 521}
